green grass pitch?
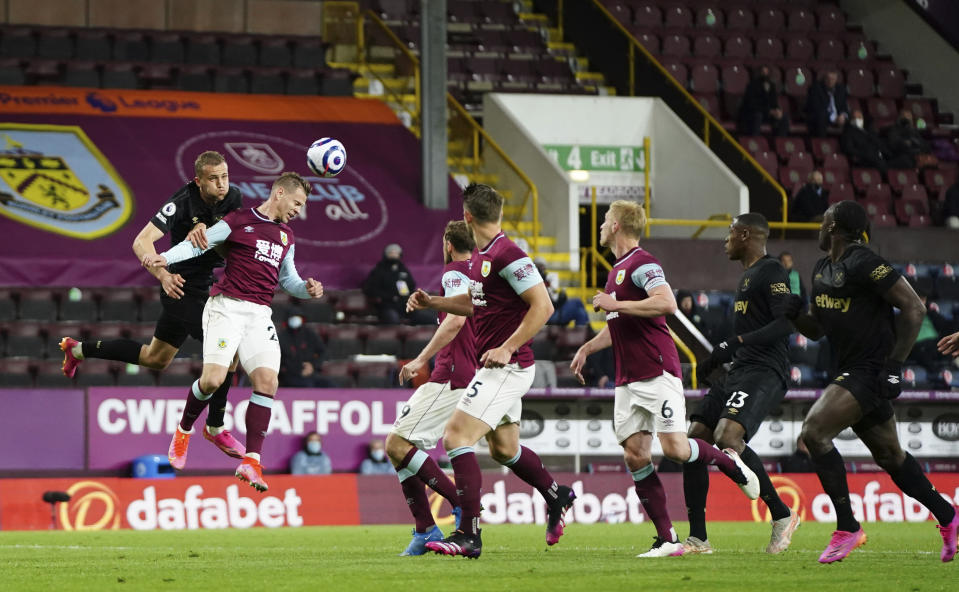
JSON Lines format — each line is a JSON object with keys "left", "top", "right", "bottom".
{"left": 0, "top": 522, "right": 953, "bottom": 591}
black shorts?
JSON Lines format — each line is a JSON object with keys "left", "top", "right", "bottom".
{"left": 690, "top": 366, "right": 788, "bottom": 441}
{"left": 154, "top": 293, "right": 206, "bottom": 349}
{"left": 830, "top": 365, "right": 895, "bottom": 431}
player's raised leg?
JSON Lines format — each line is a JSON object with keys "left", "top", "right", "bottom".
{"left": 202, "top": 355, "right": 244, "bottom": 459}
{"left": 169, "top": 362, "right": 228, "bottom": 470}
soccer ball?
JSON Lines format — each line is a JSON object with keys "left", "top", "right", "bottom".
{"left": 307, "top": 137, "right": 347, "bottom": 177}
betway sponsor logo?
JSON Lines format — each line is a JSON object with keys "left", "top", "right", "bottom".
{"left": 127, "top": 484, "right": 303, "bottom": 530}
{"left": 811, "top": 480, "right": 959, "bottom": 523}
{"left": 96, "top": 398, "right": 403, "bottom": 436}
{"left": 480, "top": 480, "right": 646, "bottom": 525}
{"left": 814, "top": 294, "right": 851, "bottom": 312}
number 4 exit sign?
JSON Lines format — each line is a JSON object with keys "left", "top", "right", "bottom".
{"left": 543, "top": 144, "right": 646, "bottom": 172}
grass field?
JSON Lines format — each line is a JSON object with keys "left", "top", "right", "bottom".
{"left": 0, "top": 522, "right": 953, "bottom": 591}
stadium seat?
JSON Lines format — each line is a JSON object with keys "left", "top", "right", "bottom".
{"left": 784, "top": 66, "right": 813, "bottom": 100}
{"left": 112, "top": 32, "right": 148, "bottom": 61}
{"left": 335, "top": 290, "right": 374, "bottom": 323}
{"left": 663, "top": 5, "right": 693, "bottom": 29}
{"left": 630, "top": 29, "right": 660, "bottom": 54}
{"left": 781, "top": 166, "right": 805, "bottom": 188}
{"left": 24, "top": 59, "right": 61, "bottom": 85}
{"left": 150, "top": 33, "right": 184, "bottom": 63}
{"left": 851, "top": 168, "right": 882, "bottom": 193}
{"left": 249, "top": 67, "right": 285, "bottom": 94}
{"left": 694, "top": 6, "right": 722, "bottom": 29}
{"left": 689, "top": 63, "right": 718, "bottom": 93}
{"left": 139, "top": 64, "right": 175, "bottom": 89}
{"left": 845, "top": 68, "right": 875, "bottom": 99}
{"left": 692, "top": 33, "right": 721, "bottom": 59}
{"left": 325, "top": 325, "right": 365, "bottom": 359}
{"left": 814, "top": 38, "right": 844, "bottom": 62}
{"left": 75, "top": 359, "right": 118, "bottom": 387}
{"left": 887, "top": 169, "right": 919, "bottom": 194}
{"left": 0, "top": 289, "right": 15, "bottom": 322}
{"left": 448, "top": 1, "right": 482, "bottom": 24}
{"left": 35, "top": 360, "right": 75, "bottom": 388}
{"left": 787, "top": 8, "right": 816, "bottom": 32}
{"left": 364, "top": 326, "right": 403, "bottom": 356}
{"left": 0, "top": 58, "right": 25, "bottom": 85}
{"left": 320, "top": 359, "right": 355, "bottom": 388}
{"left": 660, "top": 61, "right": 688, "bottom": 87}
{"left": 554, "top": 361, "right": 582, "bottom": 388}
{"left": 37, "top": 29, "right": 74, "bottom": 60}
{"left": 116, "top": 367, "right": 157, "bottom": 387}
{"left": 213, "top": 66, "right": 249, "bottom": 93}
{"left": 177, "top": 64, "right": 213, "bottom": 92}
{"left": 900, "top": 184, "right": 929, "bottom": 203}
{"left": 481, "top": 1, "right": 518, "bottom": 24}
{"left": 895, "top": 198, "right": 929, "bottom": 225}
{"left": 59, "top": 290, "right": 98, "bottom": 322}
{"left": 102, "top": 62, "right": 138, "bottom": 89}
{"left": 754, "top": 36, "right": 784, "bottom": 61}
{"left": 259, "top": 38, "right": 292, "bottom": 68}
{"left": 787, "top": 151, "right": 814, "bottom": 175}
{"left": 297, "top": 299, "right": 334, "bottom": 323}
{"left": 720, "top": 64, "right": 749, "bottom": 95}
{"left": 287, "top": 69, "right": 319, "bottom": 95}
{"left": 531, "top": 329, "right": 558, "bottom": 361}
{"left": 757, "top": 8, "right": 786, "bottom": 31}
{"left": 292, "top": 39, "right": 326, "bottom": 69}
{"left": 18, "top": 289, "right": 57, "bottom": 321}
{"left": 156, "top": 358, "right": 198, "bottom": 387}
{"left": 722, "top": 35, "right": 752, "bottom": 59}
{"left": 1, "top": 27, "right": 36, "bottom": 58}
{"left": 754, "top": 151, "right": 779, "bottom": 178}
{"left": 907, "top": 214, "right": 932, "bottom": 227}
{"left": 661, "top": 34, "right": 690, "bottom": 58}
{"left": 923, "top": 167, "right": 957, "bottom": 196}
{"left": 694, "top": 93, "right": 720, "bottom": 118}
{"left": 3, "top": 323, "right": 46, "bottom": 359}
{"left": 99, "top": 289, "right": 139, "bottom": 323}
{"left": 869, "top": 212, "right": 897, "bottom": 228}
{"left": 816, "top": 5, "right": 846, "bottom": 33}
{"left": 785, "top": 36, "right": 814, "bottom": 61}
{"left": 860, "top": 198, "right": 890, "bottom": 218}
{"left": 633, "top": 4, "right": 662, "bottom": 29}
{"left": 827, "top": 183, "right": 855, "bottom": 204}
{"left": 185, "top": 34, "right": 220, "bottom": 65}
{"left": 75, "top": 29, "right": 111, "bottom": 62}
{"left": 903, "top": 98, "right": 936, "bottom": 127}
{"left": 222, "top": 35, "right": 258, "bottom": 67}
{"left": 62, "top": 60, "right": 100, "bottom": 87}
{"left": 507, "top": 29, "right": 546, "bottom": 54}
{"left": 937, "top": 265, "right": 959, "bottom": 299}
{"left": 739, "top": 136, "right": 769, "bottom": 156}
{"left": 810, "top": 137, "right": 840, "bottom": 163}
{"left": 726, "top": 7, "right": 754, "bottom": 30}
{"left": 355, "top": 361, "right": 396, "bottom": 388}
{"left": 866, "top": 97, "right": 898, "bottom": 128}
{"left": 555, "top": 326, "right": 589, "bottom": 359}
{"left": 774, "top": 137, "right": 807, "bottom": 163}
{"left": 875, "top": 66, "right": 905, "bottom": 99}
{"left": 863, "top": 183, "right": 893, "bottom": 205}
{"left": 0, "top": 358, "right": 34, "bottom": 387}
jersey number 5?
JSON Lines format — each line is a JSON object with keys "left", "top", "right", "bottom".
{"left": 725, "top": 391, "right": 749, "bottom": 408}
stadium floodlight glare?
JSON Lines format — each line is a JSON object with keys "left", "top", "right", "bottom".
{"left": 568, "top": 170, "right": 590, "bottom": 182}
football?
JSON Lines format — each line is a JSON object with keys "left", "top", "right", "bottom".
{"left": 307, "top": 137, "right": 347, "bottom": 177}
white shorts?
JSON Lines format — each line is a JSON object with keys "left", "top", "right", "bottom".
{"left": 391, "top": 382, "right": 463, "bottom": 451}
{"left": 201, "top": 294, "right": 281, "bottom": 373}
{"left": 613, "top": 372, "right": 687, "bottom": 442}
{"left": 457, "top": 364, "right": 534, "bottom": 430}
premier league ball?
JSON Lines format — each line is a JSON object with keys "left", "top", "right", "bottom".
{"left": 307, "top": 137, "right": 347, "bottom": 177}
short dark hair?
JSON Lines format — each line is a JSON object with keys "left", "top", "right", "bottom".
{"left": 463, "top": 183, "right": 503, "bottom": 224}
{"left": 734, "top": 212, "right": 769, "bottom": 236}
{"left": 832, "top": 200, "right": 870, "bottom": 243}
{"left": 194, "top": 151, "right": 226, "bottom": 177}
{"left": 273, "top": 171, "right": 311, "bottom": 197}
{"left": 444, "top": 220, "right": 475, "bottom": 254}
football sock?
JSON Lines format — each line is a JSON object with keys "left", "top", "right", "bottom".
{"left": 889, "top": 453, "right": 957, "bottom": 526}
{"left": 81, "top": 338, "right": 143, "bottom": 365}
{"left": 449, "top": 447, "right": 482, "bottom": 535}
{"left": 398, "top": 448, "right": 459, "bottom": 506}
{"left": 400, "top": 477, "right": 437, "bottom": 533}
{"left": 632, "top": 464, "right": 676, "bottom": 542}
{"left": 179, "top": 380, "right": 213, "bottom": 432}
{"left": 683, "top": 459, "right": 710, "bottom": 541}
{"left": 811, "top": 447, "right": 860, "bottom": 533}
{"left": 502, "top": 446, "right": 559, "bottom": 504}
{"left": 689, "top": 437, "right": 747, "bottom": 485}
{"left": 244, "top": 392, "right": 274, "bottom": 456}
{"left": 205, "top": 371, "right": 234, "bottom": 429}
{"left": 740, "top": 446, "right": 791, "bottom": 521}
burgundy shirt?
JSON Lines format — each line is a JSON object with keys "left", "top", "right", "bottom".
{"left": 604, "top": 246, "right": 681, "bottom": 385}
{"left": 469, "top": 232, "right": 541, "bottom": 368}
{"left": 429, "top": 259, "right": 477, "bottom": 388}
{"left": 210, "top": 208, "right": 294, "bottom": 306}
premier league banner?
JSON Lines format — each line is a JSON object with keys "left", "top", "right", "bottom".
{"left": 0, "top": 86, "right": 462, "bottom": 289}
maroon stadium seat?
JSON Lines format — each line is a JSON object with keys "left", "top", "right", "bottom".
{"left": 739, "top": 135, "right": 769, "bottom": 156}
{"left": 695, "top": 6, "right": 724, "bottom": 29}
{"left": 903, "top": 98, "right": 935, "bottom": 125}
{"left": 815, "top": 38, "right": 844, "bottom": 62}
{"left": 887, "top": 169, "right": 919, "bottom": 194}
{"left": 900, "top": 184, "right": 929, "bottom": 204}
{"left": 816, "top": 5, "right": 846, "bottom": 33}
{"left": 861, "top": 199, "right": 890, "bottom": 218}
{"left": 780, "top": 166, "right": 805, "bottom": 188}
{"left": 689, "top": 62, "right": 718, "bottom": 93}
{"left": 784, "top": 66, "right": 813, "bottom": 100}
{"left": 785, "top": 36, "right": 814, "bottom": 61}
{"left": 869, "top": 212, "right": 897, "bottom": 228}
{"left": 810, "top": 137, "right": 840, "bottom": 163}
{"left": 634, "top": 3, "right": 663, "bottom": 28}
{"left": 723, "top": 35, "right": 752, "bottom": 59}
{"left": 863, "top": 183, "right": 893, "bottom": 205}
{"left": 692, "top": 33, "right": 721, "bottom": 59}
{"left": 726, "top": 7, "right": 755, "bottom": 31}
{"left": 774, "top": 136, "right": 807, "bottom": 162}
{"left": 923, "top": 167, "right": 957, "bottom": 195}
{"left": 631, "top": 29, "right": 660, "bottom": 54}
{"left": 787, "top": 8, "right": 816, "bottom": 32}
{"left": 754, "top": 36, "right": 784, "bottom": 61}
{"left": 866, "top": 97, "right": 898, "bottom": 129}
{"left": 755, "top": 151, "right": 779, "bottom": 177}
{"left": 827, "top": 183, "right": 855, "bottom": 204}
{"left": 757, "top": 7, "right": 786, "bottom": 31}
{"left": 852, "top": 168, "right": 882, "bottom": 192}
{"left": 907, "top": 214, "right": 932, "bottom": 227}
{"left": 694, "top": 93, "right": 720, "bottom": 118}
{"left": 661, "top": 34, "right": 691, "bottom": 58}
{"left": 721, "top": 64, "right": 750, "bottom": 94}
{"left": 662, "top": 5, "right": 693, "bottom": 29}
{"left": 875, "top": 66, "right": 905, "bottom": 99}
{"left": 845, "top": 68, "right": 875, "bottom": 99}
{"left": 660, "top": 60, "right": 688, "bottom": 86}
{"left": 787, "top": 152, "right": 815, "bottom": 175}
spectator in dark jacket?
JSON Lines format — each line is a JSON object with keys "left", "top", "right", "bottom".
{"left": 790, "top": 171, "right": 829, "bottom": 222}
{"left": 278, "top": 309, "right": 331, "bottom": 388}
{"left": 805, "top": 70, "right": 849, "bottom": 137}
{"left": 362, "top": 243, "right": 432, "bottom": 325}
{"left": 884, "top": 109, "right": 932, "bottom": 168}
{"left": 737, "top": 65, "right": 789, "bottom": 136}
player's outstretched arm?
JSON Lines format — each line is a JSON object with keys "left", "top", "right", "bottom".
{"left": 408, "top": 290, "right": 473, "bottom": 317}
{"left": 132, "top": 221, "right": 186, "bottom": 298}
{"left": 398, "top": 313, "right": 467, "bottom": 384}
{"left": 159, "top": 220, "right": 231, "bottom": 266}
{"left": 571, "top": 326, "right": 613, "bottom": 384}
{"left": 939, "top": 331, "right": 959, "bottom": 357}
{"left": 278, "top": 245, "right": 323, "bottom": 299}
{"left": 481, "top": 282, "right": 553, "bottom": 368}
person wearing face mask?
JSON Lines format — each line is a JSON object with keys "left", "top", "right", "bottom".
{"left": 840, "top": 109, "right": 904, "bottom": 174}
{"left": 363, "top": 243, "right": 435, "bottom": 325}
{"left": 359, "top": 439, "right": 395, "bottom": 475}
{"left": 790, "top": 171, "right": 830, "bottom": 223}
{"left": 278, "top": 307, "right": 331, "bottom": 388}
{"left": 737, "top": 65, "right": 789, "bottom": 137}
{"left": 290, "top": 431, "right": 332, "bottom": 475}
{"left": 884, "top": 109, "right": 934, "bottom": 168}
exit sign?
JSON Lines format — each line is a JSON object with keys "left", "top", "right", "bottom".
{"left": 543, "top": 144, "right": 646, "bottom": 172}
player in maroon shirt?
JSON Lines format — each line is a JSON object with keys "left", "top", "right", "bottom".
{"left": 387, "top": 220, "right": 476, "bottom": 555}
{"left": 407, "top": 184, "right": 575, "bottom": 559}
{"left": 143, "top": 172, "right": 323, "bottom": 492}
{"left": 570, "top": 200, "right": 759, "bottom": 558}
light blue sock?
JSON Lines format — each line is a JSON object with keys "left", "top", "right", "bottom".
{"left": 630, "top": 463, "right": 655, "bottom": 482}
{"left": 687, "top": 438, "right": 700, "bottom": 464}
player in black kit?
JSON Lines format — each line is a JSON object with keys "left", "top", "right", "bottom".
{"left": 785, "top": 201, "right": 957, "bottom": 564}
{"left": 59, "top": 151, "right": 247, "bottom": 460}
{"left": 683, "top": 213, "right": 799, "bottom": 555}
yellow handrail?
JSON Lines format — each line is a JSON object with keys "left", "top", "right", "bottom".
{"left": 589, "top": 0, "right": 789, "bottom": 230}
{"left": 357, "top": 10, "right": 540, "bottom": 253}
{"left": 669, "top": 327, "right": 698, "bottom": 389}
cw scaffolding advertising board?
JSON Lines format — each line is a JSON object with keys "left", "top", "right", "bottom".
{"left": 2, "top": 473, "right": 957, "bottom": 532}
